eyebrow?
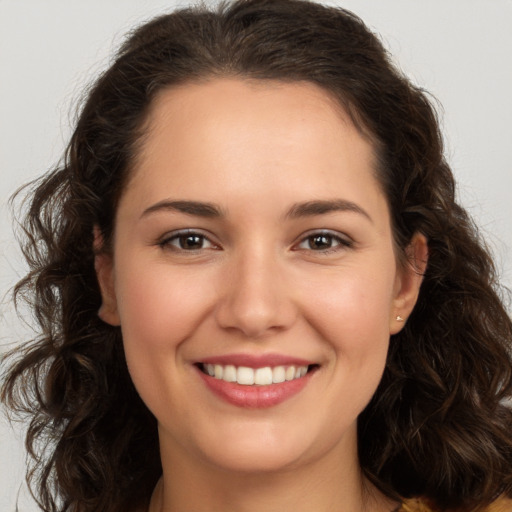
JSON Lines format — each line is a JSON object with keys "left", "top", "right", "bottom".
{"left": 140, "top": 200, "right": 223, "bottom": 219}
{"left": 140, "top": 198, "right": 372, "bottom": 222}
{"left": 286, "top": 199, "right": 372, "bottom": 222}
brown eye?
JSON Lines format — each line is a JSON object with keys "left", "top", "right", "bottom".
{"left": 295, "top": 231, "right": 353, "bottom": 253}
{"left": 307, "top": 234, "right": 335, "bottom": 250}
{"left": 159, "top": 231, "right": 216, "bottom": 251}
{"left": 177, "top": 234, "right": 205, "bottom": 250}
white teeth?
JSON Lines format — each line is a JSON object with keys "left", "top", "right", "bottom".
{"left": 214, "top": 364, "right": 224, "bottom": 379}
{"left": 254, "top": 367, "right": 273, "bottom": 385}
{"left": 203, "top": 363, "right": 309, "bottom": 386}
{"left": 272, "top": 366, "right": 286, "bottom": 383}
{"left": 223, "top": 365, "right": 237, "bottom": 382}
{"left": 285, "top": 366, "right": 296, "bottom": 381}
{"left": 237, "top": 366, "right": 254, "bottom": 385}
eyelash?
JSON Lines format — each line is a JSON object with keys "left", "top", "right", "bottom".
{"left": 157, "top": 229, "right": 353, "bottom": 254}
{"left": 293, "top": 230, "right": 354, "bottom": 254}
{"left": 158, "top": 230, "right": 219, "bottom": 252}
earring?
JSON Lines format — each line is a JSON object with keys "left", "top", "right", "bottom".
{"left": 396, "top": 315, "right": 404, "bottom": 322}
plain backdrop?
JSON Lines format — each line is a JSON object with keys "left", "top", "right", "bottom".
{"left": 1, "top": 1, "right": 511, "bottom": 510}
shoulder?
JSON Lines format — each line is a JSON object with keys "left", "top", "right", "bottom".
{"left": 400, "top": 497, "right": 512, "bottom": 512}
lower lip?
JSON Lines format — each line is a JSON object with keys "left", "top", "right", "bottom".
{"left": 197, "top": 369, "right": 312, "bottom": 408}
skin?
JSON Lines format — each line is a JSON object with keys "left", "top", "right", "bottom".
{"left": 96, "top": 78, "right": 427, "bottom": 512}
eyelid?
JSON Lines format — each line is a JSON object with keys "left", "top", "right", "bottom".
{"left": 157, "top": 229, "right": 220, "bottom": 251}
{"left": 155, "top": 228, "right": 353, "bottom": 253}
{"left": 292, "top": 229, "right": 354, "bottom": 253}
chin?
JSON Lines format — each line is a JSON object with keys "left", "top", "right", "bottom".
{"left": 190, "top": 420, "right": 340, "bottom": 475}
{"left": 202, "top": 444, "right": 307, "bottom": 474}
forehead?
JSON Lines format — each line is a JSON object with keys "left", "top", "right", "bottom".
{"left": 137, "top": 79, "right": 376, "bottom": 172}
{"left": 142, "top": 79, "right": 351, "bottom": 156}
{"left": 146, "top": 78, "right": 346, "bottom": 126}
{"left": 119, "top": 78, "right": 384, "bottom": 220}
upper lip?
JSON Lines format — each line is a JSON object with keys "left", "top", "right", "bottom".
{"left": 198, "top": 353, "right": 314, "bottom": 368}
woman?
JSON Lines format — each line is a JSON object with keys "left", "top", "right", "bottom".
{"left": 2, "top": 0, "right": 512, "bottom": 511}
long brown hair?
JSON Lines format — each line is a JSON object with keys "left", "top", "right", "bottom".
{"left": 3, "top": 1, "right": 512, "bottom": 511}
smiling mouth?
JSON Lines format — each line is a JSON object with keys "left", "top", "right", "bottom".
{"left": 198, "top": 363, "right": 318, "bottom": 386}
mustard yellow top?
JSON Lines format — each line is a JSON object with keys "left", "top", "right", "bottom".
{"left": 399, "top": 497, "right": 512, "bottom": 512}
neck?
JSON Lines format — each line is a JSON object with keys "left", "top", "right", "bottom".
{"left": 150, "top": 431, "right": 397, "bottom": 512}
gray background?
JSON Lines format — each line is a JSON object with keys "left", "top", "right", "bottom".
{"left": 1, "top": 1, "right": 511, "bottom": 510}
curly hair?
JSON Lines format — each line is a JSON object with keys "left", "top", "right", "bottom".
{"left": 2, "top": 1, "right": 512, "bottom": 511}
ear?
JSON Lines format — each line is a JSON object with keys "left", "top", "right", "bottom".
{"left": 390, "top": 233, "right": 428, "bottom": 334}
{"left": 93, "top": 226, "right": 121, "bottom": 326}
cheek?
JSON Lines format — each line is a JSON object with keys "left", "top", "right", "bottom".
{"left": 299, "top": 262, "right": 395, "bottom": 404}
{"left": 113, "top": 262, "right": 219, "bottom": 419}
{"left": 113, "top": 261, "right": 215, "bottom": 368}
{"left": 301, "top": 265, "right": 395, "bottom": 348}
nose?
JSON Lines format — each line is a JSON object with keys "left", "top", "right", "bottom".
{"left": 214, "top": 246, "right": 297, "bottom": 339}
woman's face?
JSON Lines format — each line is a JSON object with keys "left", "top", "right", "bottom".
{"left": 96, "top": 78, "right": 425, "bottom": 474}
